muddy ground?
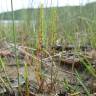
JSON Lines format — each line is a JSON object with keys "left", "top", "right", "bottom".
{"left": 0, "top": 41, "right": 96, "bottom": 96}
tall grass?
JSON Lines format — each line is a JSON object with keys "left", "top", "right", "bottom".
{"left": 0, "top": 0, "right": 96, "bottom": 95}
{"left": 49, "top": 7, "right": 58, "bottom": 46}
{"left": 24, "top": 63, "right": 29, "bottom": 96}
{"left": 11, "top": 0, "right": 22, "bottom": 95}
{"left": 75, "top": 70, "right": 91, "bottom": 96}
{"left": 0, "top": 58, "right": 14, "bottom": 93}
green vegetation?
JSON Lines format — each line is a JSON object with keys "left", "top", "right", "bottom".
{"left": 0, "top": 2, "right": 96, "bottom": 47}
{"left": 0, "top": 1, "right": 96, "bottom": 96}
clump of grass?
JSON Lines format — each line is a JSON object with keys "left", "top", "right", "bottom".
{"left": 80, "top": 56, "right": 96, "bottom": 78}
{"left": 34, "top": 3, "right": 45, "bottom": 91}
{"left": 24, "top": 63, "right": 29, "bottom": 96}
{"left": 0, "top": 57, "right": 14, "bottom": 93}
{"left": 63, "top": 78, "right": 74, "bottom": 92}
{"left": 75, "top": 70, "right": 91, "bottom": 96}
{"left": 49, "top": 7, "right": 58, "bottom": 46}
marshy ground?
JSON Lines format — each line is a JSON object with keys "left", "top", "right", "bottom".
{"left": 0, "top": 39, "right": 96, "bottom": 96}
{"left": 0, "top": 1, "right": 96, "bottom": 96}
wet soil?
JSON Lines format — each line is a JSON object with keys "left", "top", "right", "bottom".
{"left": 0, "top": 41, "right": 96, "bottom": 96}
